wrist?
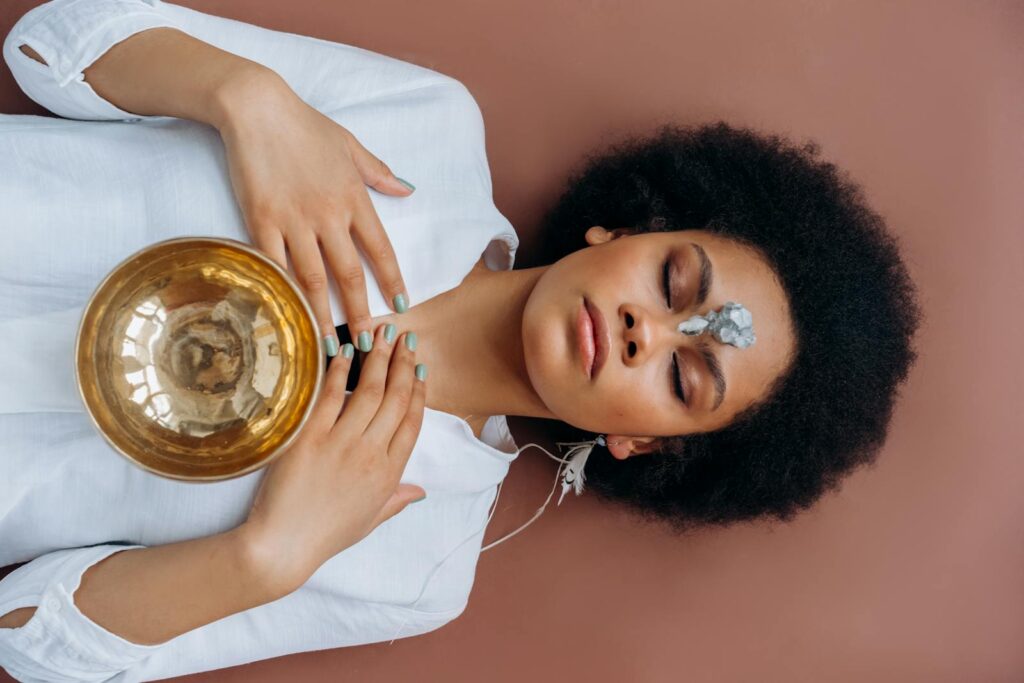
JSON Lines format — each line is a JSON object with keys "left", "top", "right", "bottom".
{"left": 209, "top": 65, "right": 294, "bottom": 134}
{"left": 228, "top": 523, "right": 312, "bottom": 597}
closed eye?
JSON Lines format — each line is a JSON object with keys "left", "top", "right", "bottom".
{"left": 663, "top": 258, "right": 687, "bottom": 405}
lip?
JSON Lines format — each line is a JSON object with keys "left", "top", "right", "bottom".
{"left": 576, "top": 299, "right": 596, "bottom": 378}
{"left": 583, "top": 297, "right": 610, "bottom": 379}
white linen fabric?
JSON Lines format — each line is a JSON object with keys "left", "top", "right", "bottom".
{"left": 0, "top": 1, "right": 522, "bottom": 680}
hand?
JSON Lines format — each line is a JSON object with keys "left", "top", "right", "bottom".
{"left": 240, "top": 324, "right": 427, "bottom": 591}
{"left": 217, "top": 72, "right": 415, "bottom": 353}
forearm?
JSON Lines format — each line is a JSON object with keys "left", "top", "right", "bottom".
{"left": 80, "top": 26, "right": 285, "bottom": 130}
{"left": 0, "top": 527, "right": 290, "bottom": 646}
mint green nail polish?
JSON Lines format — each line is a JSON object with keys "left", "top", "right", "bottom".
{"left": 324, "top": 335, "right": 339, "bottom": 357}
{"left": 415, "top": 363, "right": 428, "bottom": 381}
{"left": 396, "top": 177, "right": 416, "bottom": 192}
{"left": 357, "top": 330, "right": 373, "bottom": 352}
{"left": 411, "top": 494, "right": 427, "bottom": 504}
{"left": 393, "top": 293, "right": 408, "bottom": 314}
{"left": 405, "top": 331, "right": 418, "bottom": 351}
{"left": 384, "top": 323, "right": 396, "bottom": 344}
{"left": 341, "top": 343, "right": 354, "bottom": 358}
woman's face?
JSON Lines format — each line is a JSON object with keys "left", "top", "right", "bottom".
{"left": 521, "top": 226, "right": 796, "bottom": 458}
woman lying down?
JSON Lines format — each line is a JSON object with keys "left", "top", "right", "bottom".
{"left": 0, "top": 1, "right": 920, "bottom": 681}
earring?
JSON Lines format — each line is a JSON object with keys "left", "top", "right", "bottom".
{"left": 553, "top": 434, "right": 610, "bottom": 505}
{"left": 477, "top": 434, "right": 614, "bottom": 553}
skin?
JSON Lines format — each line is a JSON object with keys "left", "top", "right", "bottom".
{"left": 375, "top": 226, "right": 797, "bottom": 459}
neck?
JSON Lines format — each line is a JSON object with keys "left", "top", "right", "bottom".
{"left": 380, "top": 260, "right": 556, "bottom": 424}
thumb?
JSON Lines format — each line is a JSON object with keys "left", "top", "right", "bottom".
{"left": 347, "top": 136, "right": 415, "bottom": 197}
{"left": 374, "top": 484, "right": 428, "bottom": 525}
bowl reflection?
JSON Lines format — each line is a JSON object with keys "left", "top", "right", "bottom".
{"left": 75, "top": 237, "right": 322, "bottom": 482}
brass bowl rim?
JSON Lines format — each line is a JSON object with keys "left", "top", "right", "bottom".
{"left": 74, "top": 236, "right": 325, "bottom": 483}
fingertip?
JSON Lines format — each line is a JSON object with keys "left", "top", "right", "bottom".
{"left": 396, "top": 483, "right": 426, "bottom": 502}
{"left": 326, "top": 343, "right": 353, "bottom": 379}
{"left": 410, "top": 363, "right": 427, "bottom": 402}
{"left": 375, "top": 185, "right": 412, "bottom": 198}
{"left": 395, "top": 177, "right": 416, "bottom": 194}
{"left": 323, "top": 334, "right": 339, "bottom": 358}
{"left": 356, "top": 329, "right": 374, "bottom": 353}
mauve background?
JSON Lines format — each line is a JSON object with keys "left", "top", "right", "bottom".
{"left": 2, "top": 1, "right": 1021, "bottom": 681}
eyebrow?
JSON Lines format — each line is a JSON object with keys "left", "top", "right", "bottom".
{"left": 691, "top": 242, "right": 712, "bottom": 308}
{"left": 688, "top": 242, "right": 724, "bottom": 411}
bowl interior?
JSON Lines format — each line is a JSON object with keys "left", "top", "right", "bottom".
{"left": 76, "top": 238, "right": 321, "bottom": 481}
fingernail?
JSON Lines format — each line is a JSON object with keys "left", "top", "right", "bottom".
{"left": 324, "top": 335, "right": 339, "bottom": 357}
{"left": 415, "top": 363, "right": 428, "bottom": 381}
{"left": 396, "top": 177, "right": 416, "bottom": 192}
{"left": 341, "top": 343, "right": 354, "bottom": 358}
{"left": 411, "top": 495, "right": 427, "bottom": 504}
{"left": 357, "top": 330, "right": 373, "bottom": 352}
{"left": 384, "top": 323, "right": 397, "bottom": 344}
{"left": 405, "top": 331, "right": 418, "bottom": 351}
{"left": 393, "top": 293, "right": 408, "bottom": 314}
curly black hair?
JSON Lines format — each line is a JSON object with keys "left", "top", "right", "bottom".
{"left": 533, "top": 122, "right": 922, "bottom": 531}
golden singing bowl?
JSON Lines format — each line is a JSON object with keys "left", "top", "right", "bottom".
{"left": 75, "top": 237, "right": 323, "bottom": 482}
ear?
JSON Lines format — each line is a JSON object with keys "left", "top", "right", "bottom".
{"left": 584, "top": 226, "right": 635, "bottom": 247}
{"left": 604, "top": 435, "right": 660, "bottom": 460}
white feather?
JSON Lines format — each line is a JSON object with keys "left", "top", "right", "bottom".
{"left": 556, "top": 440, "right": 596, "bottom": 506}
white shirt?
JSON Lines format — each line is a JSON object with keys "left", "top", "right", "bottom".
{"left": 0, "top": 1, "right": 521, "bottom": 680}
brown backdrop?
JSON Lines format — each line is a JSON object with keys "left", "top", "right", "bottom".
{"left": 2, "top": 1, "right": 1021, "bottom": 681}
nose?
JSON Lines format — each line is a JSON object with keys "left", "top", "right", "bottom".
{"left": 620, "top": 302, "right": 680, "bottom": 367}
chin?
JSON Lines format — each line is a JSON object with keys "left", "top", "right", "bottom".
{"left": 522, "top": 326, "right": 609, "bottom": 433}
{"left": 521, "top": 292, "right": 579, "bottom": 419}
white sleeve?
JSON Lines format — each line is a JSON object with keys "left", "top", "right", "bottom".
{"left": 2, "top": 0, "right": 455, "bottom": 122}
{"left": 0, "top": 543, "right": 466, "bottom": 683}
{"left": 0, "top": 544, "right": 163, "bottom": 682}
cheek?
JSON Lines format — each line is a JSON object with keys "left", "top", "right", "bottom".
{"left": 598, "top": 379, "right": 671, "bottom": 434}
